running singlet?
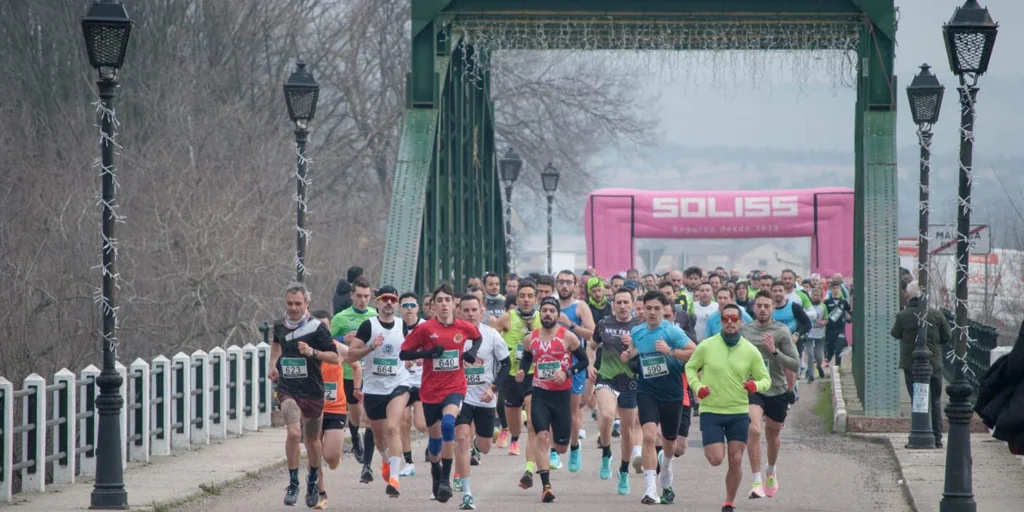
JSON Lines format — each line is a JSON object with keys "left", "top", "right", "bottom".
{"left": 773, "top": 301, "right": 798, "bottom": 333}
{"left": 329, "top": 307, "right": 377, "bottom": 380}
{"left": 463, "top": 323, "right": 511, "bottom": 408}
{"left": 356, "top": 317, "right": 411, "bottom": 395}
{"left": 503, "top": 309, "right": 542, "bottom": 375}
{"left": 630, "top": 319, "right": 690, "bottom": 402}
{"left": 322, "top": 340, "right": 348, "bottom": 414}
{"left": 401, "top": 318, "right": 481, "bottom": 403}
{"left": 561, "top": 301, "right": 587, "bottom": 388}
{"left": 527, "top": 327, "right": 573, "bottom": 392}
{"left": 404, "top": 319, "right": 424, "bottom": 388}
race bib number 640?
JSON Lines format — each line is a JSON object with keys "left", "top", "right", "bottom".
{"left": 433, "top": 350, "right": 460, "bottom": 372}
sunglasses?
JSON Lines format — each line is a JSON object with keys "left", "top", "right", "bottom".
{"left": 401, "top": 303, "right": 418, "bottom": 309}
{"left": 721, "top": 315, "right": 741, "bottom": 324}
{"left": 378, "top": 296, "right": 398, "bottom": 304}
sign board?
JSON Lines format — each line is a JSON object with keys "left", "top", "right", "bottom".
{"left": 928, "top": 224, "right": 990, "bottom": 255}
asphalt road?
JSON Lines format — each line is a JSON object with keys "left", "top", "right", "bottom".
{"left": 180, "top": 379, "right": 911, "bottom": 511}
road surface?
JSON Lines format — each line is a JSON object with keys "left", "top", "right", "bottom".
{"left": 180, "top": 379, "right": 911, "bottom": 511}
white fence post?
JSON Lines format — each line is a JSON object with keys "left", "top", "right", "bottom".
{"left": 242, "top": 344, "right": 260, "bottom": 432}
{"left": 114, "top": 361, "right": 128, "bottom": 470}
{"left": 52, "top": 369, "right": 77, "bottom": 485}
{"left": 191, "top": 350, "right": 210, "bottom": 445}
{"left": 257, "top": 342, "right": 273, "bottom": 428}
{"left": 150, "top": 355, "right": 172, "bottom": 457}
{"left": 129, "top": 358, "right": 150, "bottom": 462}
{"left": 21, "top": 374, "right": 46, "bottom": 493}
{"left": 1, "top": 377, "right": 14, "bottom": 503}
{"left": 208, "top": 348, "right": 228, "bottom": 439}
{"left": 226, "top": 346, "right": 245, "bottom": 436}
{"left": 171, "top": 352, "right": 192, "bottom": 450}
{"left": 78, "top": 365, "right": 100, "bottom": 476}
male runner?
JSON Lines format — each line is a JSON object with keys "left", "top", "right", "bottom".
{"left": 686, "top": 304, "right": 771, "bottom": 512}
{"left": 692, "top": 282, "right": 718, "bottom": 341}
{"left": 622, "top": 291, "right": 695, "bottom": 505}
{"left": 823, "top": 282, "right": 852, "bottom": 367}
{"left": 311, "top": 310, "right": 350, "bottom": 510}
{"left": 345, "top": 285, "right": 410, "bottom": 497}
{"left": 706, "top": 288, "right": 753, "bottom": 338}
{"left": 770, "top": 281, "right": 809, "bottom": 400}
{"left": 483, "top": 272, "right": 507, "bottom": 319}
{"left": 396, "top": 292, "right": 426, "bottom": 476}
{"left": 590, "top": 288, "right": 642, "bottom": 494}
{"left": 453, "top": 294, "right": 511, "bottom": 510}
{"left": 515, "top": 297, "right": 590, "bottom": 503}
{"left": 780, "top": 269, "right": 812, "bottom": 309}
{"left": 329, "top": 277, "right": 377, "bottom": 468}
{"left": 492, "top": 281, "right": 541, "bottom": 486}
{"left": 269, "top": 283, "right": 341, "bottom": 507}
{"left": 740, "top": 291, "right": 800, "bottom": 498}
{"left": 400, "top": 283, "right": 483, "bottom": 503}
{"left": 554, "top": 270, "right": 595, "bottom": 472}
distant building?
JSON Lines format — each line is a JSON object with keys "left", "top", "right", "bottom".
{"left": 734, "top": 243, "right": 809, "bottom": 278}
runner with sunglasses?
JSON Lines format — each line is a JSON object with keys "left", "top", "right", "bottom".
{"left": 396, "top": 292, "right": 427, "bottom": 477}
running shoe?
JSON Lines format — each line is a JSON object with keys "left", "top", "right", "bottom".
{"left": 657, "top": 450, "right": 664, "bottom": 469}
{"left": 817, "top": 363, "right": 825, "bottom": 378}
{"left": 591, "top": 408, "right": 597, "bottom": 420}
{"left": 641, "top": 492, "right": 659, "bottom": 505}
{"left": 352, "top": 440, "right": 364, "bottom": 465}
{"left": 541, "top": 485, "right": 556, "bottom": 503}
{"left": 521, "top": 410, "right": 528, "bottom": 426}
{"left": 765, "top": 474, "right": 779, "bottom": 497}
{"left": 283, "top": 483, "right": 299, "bottom": 506}
{"left": 459, "top": 494, "right": 476, "bottom": 510}
{"left": 436, "top": 480, "right": 453, "bottom": 503}
{"left": 399, "top": 463, "right": 416, "bottom": 477}
{"left": 382, "top": 462, "right": 391, "bottom": 482}
{"left": 549, "top": 450, "right": 562, "bottom": 470}
{"left": 749, "top": 481, "right": 766, "bottom": 498}
{"left": 313, "top": 491, "right": 328, "bottom": 509}
{"left": 568, "top": 448, "right": 581, "bottom": 473}
{"left": 509, "top": 440, "right": 521, "bottom": 456}
{"left": 453, "top": 475, "right": 463, "bottom": 492}
{"left": 631, "top": 453, "right": 643, "bottom": 474}
{"left": 360, "top": 465, "right": 374, "bottom": 484}
{"left": 599, "top": 456, "right": 612, "bottom": 480}
{"left": 519, "top": 471, "right": 534, "bottom": 489}
{"left": 493, "top": 426, "right": 500, "bottom": 441}
{"left": 305, "top": 478, "right": 319, "bottom": 507}
{"left": 660, "top": 487, "right": 675, "bottom": 505}
{"left": 471, "top": 449, "right": 481, "bottom": 466}
{"left": 578, "top": 428, "right": 587, "bottom": 440}
{"left": 722, "top": 505, "right": 735, "bottom": 512}
{"left": 496, "top": 428, "right": 510, "bottom": 448}
{"left": 386, "top": 477, "right": 401, "bottom": 497}
{"left": 612, "top": 419, "right": 621, "bottom": 438}
{"left": 617, "top": 472, "right": 630, "bottom": 495}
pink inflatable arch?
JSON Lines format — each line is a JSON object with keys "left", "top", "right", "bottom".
{"left": 584, "top": 187, "right": 854, "bottom": 278}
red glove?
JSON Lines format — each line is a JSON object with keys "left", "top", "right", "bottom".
{"left": 744, "top": 380, "right": 758, "bottom": 394}
{"left": 697, "top": 386, "right": 711, "bottom": 399}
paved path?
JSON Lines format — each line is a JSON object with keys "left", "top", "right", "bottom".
{"left": 181, "top": 380, "right": 910, "bottom": 512}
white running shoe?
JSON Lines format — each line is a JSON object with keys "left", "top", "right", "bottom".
{"left": 578, "top": 428, "right": 587, "bottom": 440}
{"left": 399, "top": 463, "right": 415, "bottom": 477}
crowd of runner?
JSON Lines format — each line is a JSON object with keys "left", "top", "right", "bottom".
{"left": 268, "top": 265, "right": 853, "bottom": 511}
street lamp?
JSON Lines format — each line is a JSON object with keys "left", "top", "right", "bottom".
{"left": 905, "top": 63, "right": 944, "bottom": 450}
{"left": 499, "top": 148, "right": 523, "bottom": 274}
{"left": 81, "top": 0, "right": 133, "bottom": 508}
{"left": 941, "top": 1, "right": 998, "bottom": 511}
{"left": 541, "top": 162, "right": 560, "bottom": 275}
{"left": 283, "top": 60, "right": 319, "bottom": 282}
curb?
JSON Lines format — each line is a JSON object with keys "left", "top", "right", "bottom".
{"left": 849, "top": 433, "right": 920, "bottom": 512}
{"left": 144, "top": 454, "right": 288, "bottom": 511}
{"left": 830, "top": 365, "right": 847, "bottom": 433}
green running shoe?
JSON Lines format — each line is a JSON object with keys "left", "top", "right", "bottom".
{"left": 617, "top": 472, "right": 630, "bottom": 495}
{"left": 599, "top": 456, "right": 612, "bottom": 480}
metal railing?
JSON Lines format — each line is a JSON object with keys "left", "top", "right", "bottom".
{"left": 942, "top": 321, "right": 1000, "bottom": 400}
{"left": 0, "top": 342, "right": 272, "bottom": 502}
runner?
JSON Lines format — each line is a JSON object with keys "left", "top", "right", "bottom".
{"left": 344, "top": 285, "right": 410, "bottom": 497}
{"left": 692, "top": 282, "right": 718, "bottom": 341}
{"left": 590, "top": 288, "right": 642, "bottom": 494}
{"left": 328, "top": 277, "right": 377, "bottom": 469}
{"left": 823, "top": 282, "right": 853, "bottom": 367}
{"left": 515, "top": 297, "right": 590, "bottom": 503}
{"left": 685, "top": 303, "right": 771, "bottom": 512}
{"left": 396, "top": 292, "right": 427, "bottom": 476}
{"left": 554, "top": 270, "right": 596, "bottom": 472}
{"left": 805, "top": 287, "right": 827, "bottom": 382}
{"left": 491, "top": 280, "right": 542, "bottom": 487}
{"left": 740, "top": 291, "right": 800, "bottom": 499}
{"left": 311, "top": 310, "right": 350, "bottom": 510}
{"left": 770, "top": 281, "right": 809, "bottom": 401}
{"left": 706, "top": 288, "right": 753, "bottom": 338}
{"left": 269, "top": 283, "right": 341, "bottom": 507}
{"left": 399, "top": 283, "right": 483, "bottom": 503}
{"left": 621, "top": 291, "right": 695, "bottom": 505}
{"left": 483, "top": 272, "right": 507, "bottom": 319}
{"left": 453, "top": 294, "right": 511, "bottom": 510}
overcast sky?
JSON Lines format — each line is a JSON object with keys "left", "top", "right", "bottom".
{"left": 651, "top": 0, "right": 1024, "bottom": 157}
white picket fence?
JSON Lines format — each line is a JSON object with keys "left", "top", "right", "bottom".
{"left": 0, "top": 342, "right": 274, "bottom": 502}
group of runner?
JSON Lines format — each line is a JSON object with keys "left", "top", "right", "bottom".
{"left": 267, "top": 265, "right": 852, "bottom": 512}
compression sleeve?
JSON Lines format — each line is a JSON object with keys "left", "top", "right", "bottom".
{"left": 493, "top": 357, "right": 511, "bottom": 388}
{"left": 400, "top": 347, "right": 439, "bottom": 360}
{"left": 593, "top": 347, "right": 603, "bottom": 371}
{"left": 462, "top": 337, "right": 482, "bottom": 363}
{"left": 570, "top": 345, "right": 589, "bottom": 375}
{"left": 519, "top": 350, "right": 534, "bottom": 374}
{"left": 792, "top": 304, "right": 812, "bottom": 336}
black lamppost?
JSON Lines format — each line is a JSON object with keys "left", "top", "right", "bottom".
{"left": 499, "top": 148, "right": 523, "bottom": 274}
{"left": 941, "top": 1, "right": 998, "bottom": 510}
{"left": 283, "top": 60, "right": 319, "bottom": 282}
{"left": 905, "top": 63, "right": 944, "bottom": 450}
{"left": 81, "top": 0, "right": 133, "bottom": 508}
{"left": 541, "top": 163, "right": 560, "bottom": 275}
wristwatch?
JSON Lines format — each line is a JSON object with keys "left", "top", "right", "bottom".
{"left": 311, "top": 349, "right": 319, "bottom": 358}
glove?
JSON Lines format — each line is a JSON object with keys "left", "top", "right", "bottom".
{"left": 462, "top": 350, "right": 478, "bottom": 364}
{"left": 429, "top": 345, "right": 446, "bottom": 358}
{"left": 697, "top": 386, "right": 711, "bottom": 399}
{"left": 744, "top": 380, "right": 758, "bottom": 394}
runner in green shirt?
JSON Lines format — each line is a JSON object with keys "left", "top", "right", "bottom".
{"left": 328, "top": 277, "right": 377, "bottom": 469}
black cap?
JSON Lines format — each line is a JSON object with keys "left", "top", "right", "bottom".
{"left": 540, "top": 297, "right": 560, "bottom": 310}
{"left": 376, "top": 285, "right": 399, "bottom": 298}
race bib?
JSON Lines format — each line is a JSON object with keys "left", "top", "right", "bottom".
{"left": 515, "top": 343, "right": 524, "bottom": 360}
{"left": 466, "top": 365, "right": 486, "bottom": 385}
{"left": 829, "top": 307, "right": 844, "bottom": 322}
{"left": 281, "top": 358, "right": 308, "bottom": 378}
{"left": 536, "top": 361, "right": 560, "bottom": 381}
{"left": 324, "top": 382, "right": 338, "bottom": 402}
{"left": 432, "top": 350, "right": 460, "bottom": 372}
{"left": 372, "top": 356, "right": 398, "bottom": 377}
{"left": 640, "top": 354, "right": 669, "bottom": 378}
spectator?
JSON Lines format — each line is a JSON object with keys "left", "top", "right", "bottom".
{"left": 331, "top": 266, "right": 364, "bottom": 315}
{"left": 975, "top": 319, "right": 1024, "bottom": 456}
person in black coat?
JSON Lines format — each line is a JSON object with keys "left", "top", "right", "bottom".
{"left": 331, "top": 266, "right": 364, "bottom": 314}
{"left": 975, "top": 319, "right": 1024, "bottom": 456}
